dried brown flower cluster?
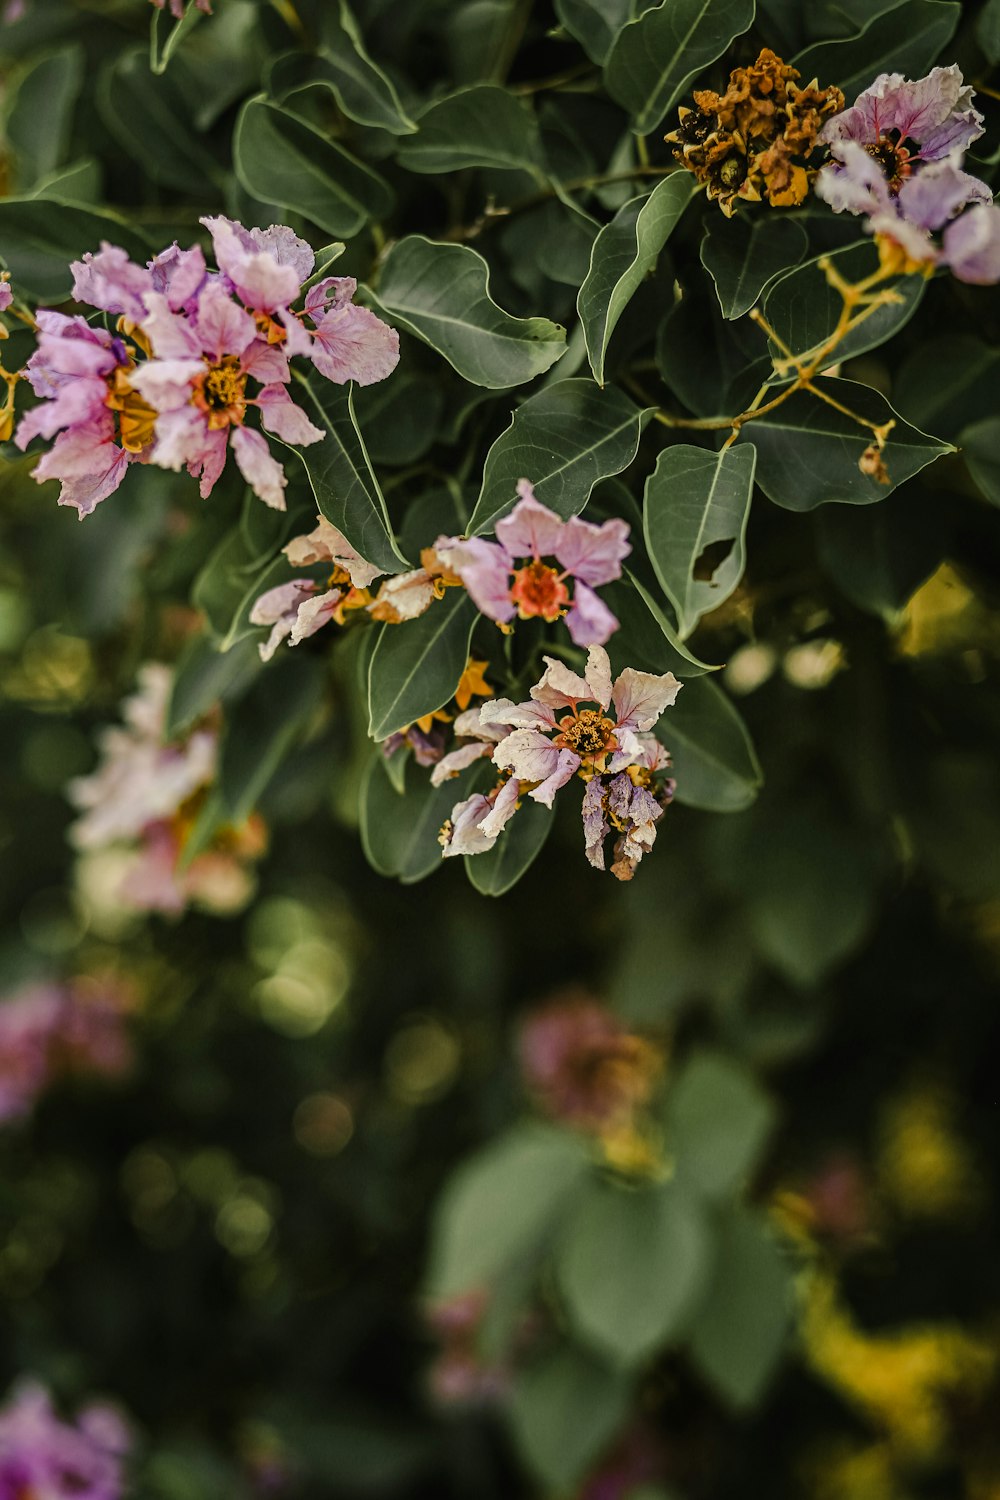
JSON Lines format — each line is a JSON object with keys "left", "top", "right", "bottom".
{"left": 666, "top": 48, "right": 845, "bottom": 216}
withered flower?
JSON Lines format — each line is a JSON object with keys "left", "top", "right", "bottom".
{"left": 666, "top": 48, "right": 844, "bottom": 216}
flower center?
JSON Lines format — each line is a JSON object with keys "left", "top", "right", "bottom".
{"left": 104, "top": 365, "right": 157, "bottom": 454}
{"left": 196, "top": 355, "right": 247, "bottom": 429}
{"left": 509, "top": 560, "right": 569, "bottom": 621}
{"left": 558, "top": 707, "right": 615, "bottom": 758}
{"left": 864, "top": 134, "right": 913, "bottom": 192}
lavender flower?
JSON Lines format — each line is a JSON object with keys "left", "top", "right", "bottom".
{"left": 0, "top": 1380, "right": 130, "bottom": 1498}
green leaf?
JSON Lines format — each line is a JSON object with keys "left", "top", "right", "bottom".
{"left": 447, "top": 0, "right": 522, "bottom": 83}
{"left": 0, "top": 198, "right": 151, "bottom": 302}
{"left": 469, "top": 379, "right": 651, "bottom": 535}
{"left": 815, "top": 488, "right": 947, "bottom": 617}
{"left": 762, "top": 242, "right": 925, "bottom": 371}
{"left": 465, "top": 798, "right": 554, "bottom": 896}
{"left": 793, "top": 1, "right": 960, "bottom": 101}
{"left": 288, "top": 375, "right": 406, "bottom": 576}
{"left": 166, "top": 635, "right": 262, "bottom": 740}
{"left": 555, "top": 0, "right": 635, "bottom": 64}
{"left": 367, "top": 591, "right": 478, "bottom": 741}
{"left": 352, "top": 368, "right": 445, "bottom": 466}
{"left": 659, "top": 676, "right": 762, "bottom": 812}
{"left": 233, "top": 96, "right": 393, "bottom": 239}
{"left": 961, "top": 417, "right": 1000, "bottom": 508}
{"left": 577, "top": 175, "right": 694, "bottom": 385}
{"left": 644, "top": 443, "right": 756, "bottom": 639}
{"left": 978, "top": 0, "right": 1000, "bottom": 63}
{"left": 687, "top": 1209, "right": 792, "bottom": 1409}
{"left": 509, "top": 1346, "right": 633, "bottom": 1491}
{"left": 605, "top": 574, "right": 720, "bottom": 679}
{"left": 893, "top": 336, "right": 1000, "bottom": 439}
{"left": 398, "top": 84, "right": 542, "bottom": 175}
{"left": 100, "top": 48, "right": 225, "bottom": 194}
{"left": 701, "top": 213, "right": 808, "bottom": 321}
{"left": 426, "top": 1123, "right": 590, "bottom": 1297}
{"left": 359, "top": 753, "right": 478, "bottom": 882}
{"left": 604, "top": 0, "right": 756, "bottom": 134}
{"left": 192, "top": 523, "right": 289, "bottom": 651}
{"left": 294, "top": 4, "right": 416, "bottom": 132}
{"left": 27, "top": 157, "right": 100, "bottom": 204}
{"left": 749, "top": 378, "right": 953, "bottom": 511}
{"left": 5, "top": 45, "right": 83, "bottom": 190}
{"left": 366, "top": 237, "right": 566, "bottom": 389}
{"left": 669, "top": 1051, "right": 776, "bottom": 1200}
{"left": 218, "top": 657, "right": 325, "bottom": 824}
{"left": 150, "top": 0, "right": 204, "bottom": 73}
{"left": 556, "top": 1179, "right": 712, "bottom": 1366}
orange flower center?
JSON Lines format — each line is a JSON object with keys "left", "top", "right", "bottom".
{"left": 557, "top": 707, "right": 616, "bottom": 760}
{"left": 509, "top": 560, "right": 569, "bottom": 621}
{"left": 194, "top": 355, "right": 247, "bottom": 429}
{"left": 864, "top": 135, "right": 913, "bottom": 193}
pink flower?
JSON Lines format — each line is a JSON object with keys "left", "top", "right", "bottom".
{"left": 13, "top": 313, "right": 155, "bottom": 516}
{"left": 68, "top": 664, "right": 265, "bottom": 916}
{"left": 0, "top": 281, "right": 12, "bottom": 314}
{"left": 132, "top": 281, "right": 323, "bottom": 508}
{"left": 302, "top": 276, "right": 400, "bottom": 385}
{"left": 442, "top": 646, "right": 680, "bottom": 875}
{"left": 0, "top": 979, "right": 132, "bottom": 1125}
{"left": 519, "top": 993, "right": 662, "bottom": 1132}
{"left": 249, "top": 515, "right": 384, "bottom": 659}
{"left": 0, "top": 1380, "right": 130, "bottom": 1499}
{"left": 436, "top": 482, "right": 631, "bottom": 645}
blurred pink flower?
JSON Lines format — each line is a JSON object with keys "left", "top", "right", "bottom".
{"left": 0, "top": 977, "right": 133, "bottom": 1125}
{"left": 518, "top": 992, "right": 662, "bottom": 1133}
{"left": 0, "top": 1380, "right": 130, "bottom": 1499}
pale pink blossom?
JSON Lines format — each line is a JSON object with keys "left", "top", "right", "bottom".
{"left": 436, "top": 482, "right": 631, "bottom": 645}
{"left": 0, "top": 978, "right": 132, "bottom": 1125}
{"left": 519, "top": 992, "right": 663, "bottom": 1133}
{"left": 249, "top": 515, "right": 383, "bottom": 659}
{"left": 0, "top": 1380, "right": 130, "bottom": 1499}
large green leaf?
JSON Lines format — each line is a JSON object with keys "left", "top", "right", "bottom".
{"left": 166, "top": 634, "right": 262, "bottom": 740}
{"left": 218, "top": 656, "right": 325, "bottom": 824}
{"left": 749, "top": 379, "right": 953, "bottom": 511}
{"left": 556, "top": 1179, "right": 712, "bottom": 1366}
{"left": 644, "top": 443, "right": 756, "bottom": 639}
{"left": 287, "top": 4, "right": 416, "bottom": 132}
{"left": 762, "top": 242, "right": 925, "bottom": 371}
{"left": 509, "top": 1346, "right": 633, "bottom": 1491}
{"left": 961, "top": 417, "right": 1000, "bottom": 509}
{"left": 233, "top": 96, "right": 393, "bottom": 239}
{"left": 100, "top": 47, "right": 225, "bottom": 194}
{"left": 359, "top": 753, "right": 480, "bottom": 883}
{"left": 577, "top": 175, "right": 694, "bottom": 385}
{"left": 288, "top": 375, "right": 406, "bottom": 576}
{"left": 5, "top": 45, "right": 83, "bottom": 190}
{"left": 469, "top": 379, "right": 651, "bottom": 535}
{"left": 0, "top": 198, "right": 151, "bottom": 302}
{"left": 555, "top": 0, "right": 635, "bottom": 63}
{"left": 701, "top": 214, "right": 808, "bottom": 321}
{"left": 465, "top": 798, "right": 554, "bottom": 896}
{"left": 604, "top": 0, "right": 756, "bottom": 134}
{"left": 658, "top": 676, "right": 762, "bottom": 812}
{"left": 814, "top": 488, "right": 947, "bottom": 617}
{"left": 686, "top": 1210, "right": 792, "bottom": 1409}
{"left": 893, "top": 336, "right": 1000, "bottom": 439}
{"left": 366, "top": 237, "right": 567, "bottom": 388}
{"left": 367, "top": 590, "right": 478, "bottom": 740}
{"left": 793, "top": 1, "right": 960, "bottom": 101}
{"left": 426, "top": 1123, "right": 590, "bottom": 1297}
{"left": 668, "top": 1051, "right": 776, "bottom": 1200}
{"left": 398, "top": 84, "right": 542, "bottom": 175}
{"left": 149, "top": 0, "right": 204, "bottom": 73}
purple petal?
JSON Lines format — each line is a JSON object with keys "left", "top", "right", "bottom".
{"left": 493, "top": 728, "right": 574, "bottom": 789}
{"left": 149, "top": 242, "right": 208, "bottom": 311}
{"left": 896, "top": 160, "right": 991, "bottom": 231}
{"left": 256, "top": 384, "right": 324, "bottom": 445}
{"left": 581, "top": 776, "right": 609, "bottom": 870}
{"left": 304, "top": 276, "right": 358, "bottom": 320}
{"left": 141, "top": 291, "right": 203, "bottom": 359}
{"left": 943, "top": 202, "right": 1000, "bottom": 284}
{"left": 553, "top": 514, "right": 631, "bottom": 586}
{"left": 494, "top": 489, "right": 565, "bottom": 560}
{"left": 71, "top": 242, "right": 152, "bottom": 321}
{"left": 231, "top": 426, "right": 287, "bottom": 509}
{"left": 480, "top": 776, "right": 522, "bottom": 837}
{"left": 815, "top": 141, "right": 894, "bottom": 218}
{"left": 566, "top": 581, "right": 619, "bottom": 647}
{"left": 528, "top": 748, "right": 579, "bottom": 807}
{"left": 309, "top": 303, "right": 400, "bottom": 386}
{"left": 192, "top": 283, "right": 257, "bottom": 360}
{"left": 436, "top": 536, "right": 514, "bottom": 622}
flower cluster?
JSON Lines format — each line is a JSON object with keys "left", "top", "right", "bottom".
{"left": 667, "top": 48, "right": 845, "bottom": 216}
{"left": 435, "top": 645, "right": 680, "bottom": 881}
{"left": 0, "top": 1380, "right": 130, "bottom": 1499}
{"left": 250, "top": 482, "right": 631, "bottom": 662}
{"left": 816, "top": 66, "right": 1000, "bottom": 284}
{"left": 0, "top": 977, "right": 133, "bottom": 1125}
{"left": 68, "top": 664, "right": 265, "bottom": 915}
{"left": 14, "top": 217, "right": 398, "bottom": 515}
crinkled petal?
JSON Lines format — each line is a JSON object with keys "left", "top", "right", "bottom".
{"left": 494, "top": 488, "right": 565, "bottom": 560}
{"left": 368, "top": 569, "right": 436, "bottom": 622}
{"left": 481, "top": 696, "right": 557, "bottom": 731}
{"left": 565, "top": 579, "right": 620, "bottom": 647}
{"left": 528, "top": 748, "right": 579, "bottom": 808}
{"left": 479, "top": 776, "right": 521, "bottom": 837}
{"left": 493, "top": 727, "right": 577, "bottom": 791}
{"left": 141, "top": 290, "right": 203, "bottom": 359}
{"left": 284, "top": 515, "right": 383, "bottom": 588}
{"left": 146, "top": 405, "right": 210, "bottom": 471}
{"left": 288, "top": 587, "right": 342, "bottom": 644}
{"left": 231, "top": 425, "right": 286, "bottom": 510}
{"left": 310, "top": 303, "right": 400, "bottom": 386}
{"left": 581, "top": 776, "right": 609, "bottom": 870}
{"left": 0, "top": 282, "right": 12, "bottom": 314}
{"left": 815, "top": 140, "right": 894, "bottom": 218}
{"left": 149, "top": 242, "right": 208, "bottom": 311}
{"left": 130, "top": 357, "right": 204, "bottom": 413}
{"left": 71, "top": 242, "right": 152, "bottom": 321}
{"left": 248, "top": 223, "right": 315, "bottom": 283}
{"left": 430, "top": 741, "right": 496, "bottom": 785}
{"left": 896, "top": 159, "right": 991, "bottom": 231}
{"left": 15, "top": 377, "right": 107, "bottom": 446}
{"left": 255, "top": 384, "right": 324, "bottom": 444}
{"left": 612, "top": 666, "right": 682, "bottom": 733}
{"left": 304, "top": 276, "right": 358, "bottom": 320}
{"left": 442, "top": 792, "right": 498, "bottom": 857}
{"left": 554, "top": 514, "right": 631, "bottom": 586}
{"left": 435, "top": 535, "right": 514, "bottom": 622}
{"left": 582, "top": 644, "right": 613, "bottom": 709}
{"left": 249, "top": 579, "right": 318, "bottom": 661}
{"left": 242, "top": 341, "right": 290, "bottom": 384}
{"left": 32, "top": 424, "right": 130, "bottom": 517}
{"left": 193, "top": 283, "right": 257, "bottom": 359}
{"left": 943, "top": 202, "right": 1000, "bottom": 285}
{"left": 529, "top": 655, "right": 593, "bottom": 710}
